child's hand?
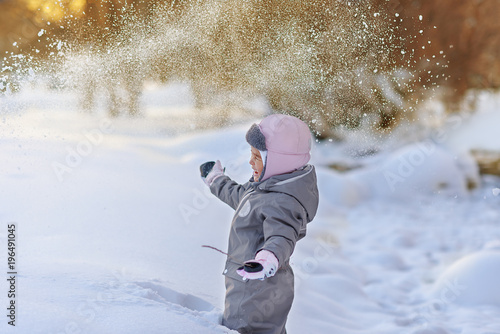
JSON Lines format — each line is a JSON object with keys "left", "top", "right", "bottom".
{"left": 201, "top": 160, "right": 224, "bottom": 186}
{"left": 237, "top": 250, "right": 279, "bottom": 281}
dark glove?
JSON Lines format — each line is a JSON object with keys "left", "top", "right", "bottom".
{"left": 200, "top": 160, "right": 224, "bottom": 186}
{"left": 200, "top": 161, "right": 216, "bottom": 178}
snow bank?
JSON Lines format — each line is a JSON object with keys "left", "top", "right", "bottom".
{"left": 315, "top": 167, "right": 365, "bottom": 208}
{"left": 445, "top": 92, "right": 500, "bottom": 153}
{"left": 350, "top": 142, "right": 476, "bottom": 201}
{"left": 311, "top": 140, "right": 478, "bottom": 209}
{"left": 287, "top": 233, "right": 397, "bottom": 334}
{"left": 432, "top": 247, "right": 500, "bottom": 307}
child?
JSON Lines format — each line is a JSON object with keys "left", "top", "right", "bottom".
{"left": 201, "top": 114, "right": 319, "bottom": 334}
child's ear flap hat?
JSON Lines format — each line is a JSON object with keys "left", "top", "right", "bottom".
{"left": 246, "top": 114, "right": 312, "bottom": 181}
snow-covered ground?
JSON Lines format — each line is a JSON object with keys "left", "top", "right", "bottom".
{"left": 0, "top": 83, "right": 499, "bottom": 334}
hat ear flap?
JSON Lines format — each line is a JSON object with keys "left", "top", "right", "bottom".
{"left": 258, "top": 150, "right": 268, "bottom": 182}
{"left": 245, "top": 124, "right": 267, "bottom": 151}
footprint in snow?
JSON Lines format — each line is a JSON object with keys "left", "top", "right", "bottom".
{"left": 130, "top": 281, "right": 215, "bottom": 313}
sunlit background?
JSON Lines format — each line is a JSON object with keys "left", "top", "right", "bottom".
{"left": 2, "top": 0, "right": 499, "bottom": 134}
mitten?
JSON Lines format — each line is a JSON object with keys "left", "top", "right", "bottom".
{"left": 237, "top": 250, "right": 279, "bottom": 281}
{"left": 200, "top": 160, "right": 224, "bottom": 186}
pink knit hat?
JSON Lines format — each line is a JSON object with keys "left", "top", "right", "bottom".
{"left": 246, "top": 114, "right": 311, "bottom": 181}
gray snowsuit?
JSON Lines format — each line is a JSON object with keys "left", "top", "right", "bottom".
{"left": 210, "top": 164, "right": 319, "bottom": 334}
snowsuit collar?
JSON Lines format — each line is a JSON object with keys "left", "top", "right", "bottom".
{"left": 253, "top": 164, "right": 318, "bottom": 222}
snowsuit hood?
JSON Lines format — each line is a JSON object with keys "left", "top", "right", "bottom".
{"left": 256, "top": 164, "right": 318, "bottom": 222}
{"left": 246, "top": 114, "right": 312, "bottom": 182}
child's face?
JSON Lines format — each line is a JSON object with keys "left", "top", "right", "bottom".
{"left": 249, "top": 146, "right": 264, "bottom": 181}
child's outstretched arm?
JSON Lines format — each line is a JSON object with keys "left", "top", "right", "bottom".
{"left": 200, "top": 160, "right": 250, "bottom": 210}
{"left": 200, "top": 160, "right": 224, "bottom": 185}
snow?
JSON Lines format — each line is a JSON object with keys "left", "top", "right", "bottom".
{"left": 1, "top": 84, "right": 500, "bottom": 334}
{"left": 349, "top": 142, "right": 474, "bottom": 201}
{"left": 445, "top": 92, "right": 500, "bottom": 153}
{"left": 432, "top": 249, "right": 500, "bottom": 307}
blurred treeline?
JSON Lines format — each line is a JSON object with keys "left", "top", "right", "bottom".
{"left": 1, "top": 0, "right": 499, "bottom": 136}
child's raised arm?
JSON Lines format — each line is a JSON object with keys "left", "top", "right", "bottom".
{"left": 209, "top": 175, "right": 250, "bottom": 210}
{"left": 200, "top": 160, "right": 250, "bottom": 210}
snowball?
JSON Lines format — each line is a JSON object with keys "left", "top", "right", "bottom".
{"left": 445, "top": 95, "right": 500, "bottom": 153}
{"left": 432, "top": 250, "right": 500, "bottom": 307}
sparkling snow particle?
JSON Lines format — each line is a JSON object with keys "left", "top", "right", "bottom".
{"left": 493, "top": 188, "right": 500, "bottom": 196}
